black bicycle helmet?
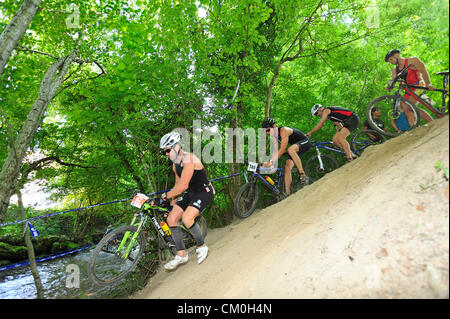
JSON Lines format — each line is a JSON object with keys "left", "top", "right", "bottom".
{"left": 385, "top": 49, "right": 400, "bottom": 62}
{"left": 262, "top": 117, "right": 276, "bottom": 128}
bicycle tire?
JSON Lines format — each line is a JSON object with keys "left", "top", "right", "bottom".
{"left": 365, "top": 95, "right": 420, "bottom": 137}
{"left": 351, "top": 130, "right": 386, "bottom": 156}
{"left": 304, "top": 154, "right": 339, "bottom": 182}
{"left": 234, "top": 182, "right": 259, "bottom": 219}
{"left": 88, "top": 225, "right": 146, "bottom": 287}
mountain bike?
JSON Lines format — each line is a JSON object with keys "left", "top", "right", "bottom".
{"left": 233, "top": 160, "right": 304, "bottom": 219}
{"left": 366, "top": 67, "right": 448, "bottom": 137}
{"left": 88, "top": 193, "right": 207, "bottom": 287}
{"left": 304, "top": 129, "right": 386, "bottom": 182}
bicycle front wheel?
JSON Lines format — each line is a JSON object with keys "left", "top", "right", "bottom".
{"left": 88, "top": 225, "right": 146, "bottom": 287}
{"left": 351, "top": 130, "right": 386, "bottom": 156}
{"left": 305, "top": 155, "right": 338, "bottom": 182}
{"left": 366, "top": 95, "right": 420, "bottom": 137}
{"left": 234, "top": 182, "right": 259, "bottom": 219}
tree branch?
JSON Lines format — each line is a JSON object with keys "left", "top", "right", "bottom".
{"left": 16, "top": 45, "right": 59, "bottom": 59}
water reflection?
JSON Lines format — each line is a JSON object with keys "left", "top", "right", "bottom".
{"left": 0, "top": 250, "right": 116, "bottom": 299}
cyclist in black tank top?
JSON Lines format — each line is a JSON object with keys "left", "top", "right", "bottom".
{"left": 307, "top": 103, "right": 360, "bottom": 162}
{"left": 262, "top": 118, "right": 311, "bottom": 195}
{"left": 155, "top": 132, "right": 214, "bottom": 270}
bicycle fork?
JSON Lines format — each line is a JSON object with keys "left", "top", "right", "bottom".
{"left": 315, "top": 146, "right": 325, "bottom": 172}
{"left": 116, "top": 213, "right": 147, "bottom": 259}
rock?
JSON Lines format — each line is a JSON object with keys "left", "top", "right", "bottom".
{"left": 0, "top": 242, "right": 28, "bottom": 262}
{"left": 376, "top": 248, "right": 389, "bottom": 259}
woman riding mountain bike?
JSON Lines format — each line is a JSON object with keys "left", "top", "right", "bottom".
{"left": 155, "top": 131, "right": 215, "bottom": 270}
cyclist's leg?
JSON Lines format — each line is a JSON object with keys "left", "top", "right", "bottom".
{"left": 410, "top": 95, "right": 433, "bottom": 122}
{"left": 167, "top": 204, "right": 184, "bottom": 227}
{"left": 287, "top": 143, "right": 308, "bottom": 175}
{"left": 333, "top": 127, "right": 354, "bottom": 160}
{"left": 341, "top": 115, "right": 359, "bottom": 160}
{"left": 167, "top": 200, "right": 188, "bottom": 257}
{"left": 181, "top": 190, "right": 213, "bottom": 244}
{"left": 182, "top": 206, "right": 203, "bottom": 244}
{"left": 404, "top": 93, "right": 432, "bottom": 123}
{"left": 284, "top": 159, "right": 294, "bottom": 195}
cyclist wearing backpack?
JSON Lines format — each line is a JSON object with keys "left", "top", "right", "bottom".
{"left": 384, "top": 49, "right": 434, "bottom": 125}
{"left": 154, "top": 131, "right": 214, "bottom": 270}
{"left": 306, "top": 104, "right": 360, "bottom": 162}
{"left": 262, "top": 118, "right": 311, "bottom": 194}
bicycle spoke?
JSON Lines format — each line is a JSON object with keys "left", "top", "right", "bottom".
{"left": 366, "top": 95, "right": 420, "bottom": 137}
{"left": 351, "top": 130, "right": 386, "bottom": 156}
{"left": 89, "top": 225, "right": 145, "bottom": 286}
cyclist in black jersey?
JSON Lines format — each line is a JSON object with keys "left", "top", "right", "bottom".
{"left": 155, "top": 131, "right": 214, "bottom": 270}
{"left": 261, "top": 118, "right": 311, "bottom": 195}
{"left": 306, "top": 104, "right": 360, "bottom": 162}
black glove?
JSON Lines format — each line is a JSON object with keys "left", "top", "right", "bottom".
{"left": 151, "top": 197, "right": 169, "bottom": 208}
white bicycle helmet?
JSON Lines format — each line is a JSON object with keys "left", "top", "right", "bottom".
{"left": 160, "top": 131, "right": 181, "bottom": 149}
{"left": 311, "top": 103, "right": 322, "bottom": 116}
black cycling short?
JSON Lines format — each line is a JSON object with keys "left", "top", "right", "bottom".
{"left": 342, "top": 114, "right": 360, "bottom": 133}
{"left": 285, "top": 138, "right": 312, "bottom": 160}
{"left": 175, "top": 185, "right": 214, "bottom": 214}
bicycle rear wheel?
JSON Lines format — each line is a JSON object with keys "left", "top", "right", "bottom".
{"left": 234, "top": 182, "right": 259, "bottom": 219}
{"left": 366, "top": 95, "right": 420, "bottom": 137}
{"left": 305, "top": 154, "right": 338, "bottom": 182}
{"left": 88, "top": 225, "right": 145, "bottom": 286}
{"left": 351, "top": 130, "right": 386, "bottom": 156}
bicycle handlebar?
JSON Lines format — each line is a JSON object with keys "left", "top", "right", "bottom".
{"left": 387, "top": 65, "right": 411, "bottom": 90}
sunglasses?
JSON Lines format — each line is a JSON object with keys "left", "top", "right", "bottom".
{"left": 163, "top": 148, "right": 172, "bottom": 154}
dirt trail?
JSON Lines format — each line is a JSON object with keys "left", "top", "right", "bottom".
{"left": 133, "top": 118, "right": 449, "bottom": 299}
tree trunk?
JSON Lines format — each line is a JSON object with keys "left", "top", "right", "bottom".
{"left": 0, "top": 51, "right": 78, "bottom": 223}
{"left": 265, "top": 63, "right": 283, "bottom": 118}
{"left": 0, "top": 0, "right": 43, "bottom": 75}
{"left": 227, "top": 99, "right": 243, "bottom": 205}
{"left": 18, "top": 188, "right": 44, "bottom": 298}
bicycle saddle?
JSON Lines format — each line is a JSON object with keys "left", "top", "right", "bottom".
{"left": 436, "top": 70, "right": 449, "bottom": 76}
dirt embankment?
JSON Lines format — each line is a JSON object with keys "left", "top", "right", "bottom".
{"left": 133, "top": 117, "right": 449, "bottom": 299}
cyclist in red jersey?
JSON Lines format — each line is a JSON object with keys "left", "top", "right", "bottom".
{"left": 384, "top": 49, "right": 434, "bottom": 125}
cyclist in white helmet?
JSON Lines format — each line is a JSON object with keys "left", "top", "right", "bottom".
{"left": 306, "top": 104, "right": 360, "bottom": 162}
{"left": 153, "top": 131, "right": 214, "bottom": 270}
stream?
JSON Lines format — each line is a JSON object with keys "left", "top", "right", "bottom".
{"left": 0, "top": 249, "right": 129, "bottom": 299}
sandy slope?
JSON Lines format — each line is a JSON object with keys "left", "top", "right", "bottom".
{"left": 133, "top": 118, "right": 449, "bottom": 299}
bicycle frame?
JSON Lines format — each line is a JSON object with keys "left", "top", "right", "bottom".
{"left": 310, "top": 141, "right": 344, "bottom": 171}
{"left": 243, "top": 165, "right": 284, "bottom": 195}
{"left": 400, "top": 83, "right": 448, "bottom": 117}
{"left": 116, "top": 204, "right": 170, "bottom": 260}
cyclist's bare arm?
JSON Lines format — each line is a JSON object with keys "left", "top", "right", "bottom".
{"left": 408, "top": 57, "right": 435, "bottom": 89}
{"left": 276, "top": 127, "right": 290, "bottom": 159}
{"left": 386, "top": 68, "right": 398, "bottom": 91}
{"left": 307, "top": 108, "right": 331, "bottom": 137}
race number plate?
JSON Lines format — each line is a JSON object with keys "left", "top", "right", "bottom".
{"left": 131, "top": 193, "right": 149, "bottom": 208}
{"left": 247, "top": 162, "right": 257, "bottom": 172}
